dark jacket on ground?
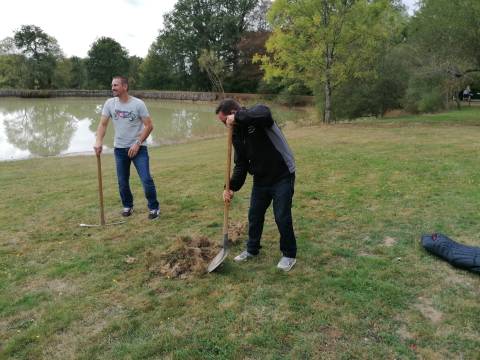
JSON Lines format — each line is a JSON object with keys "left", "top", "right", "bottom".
{"left": 229, "top": 104, "right": 296, "bottom": 191}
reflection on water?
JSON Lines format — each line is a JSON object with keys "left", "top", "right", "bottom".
{"left": 0, "top": 97, "right": 310, "bottom": 161}
{"left": 2, "top": 102, "right": 76, "bottom": 158}
{"left": 0, "top": 98, "right": 227, "bottom": 161}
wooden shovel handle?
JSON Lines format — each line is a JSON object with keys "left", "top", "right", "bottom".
{"left": 223, "top": 126, "right": 233, "bottom": 238}
{"left": 96, "top": 153, "right": 106, "bottom": 226}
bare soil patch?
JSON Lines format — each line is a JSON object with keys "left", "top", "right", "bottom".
{"left": 146, "top": 222, "right": 247, "bottom": 279}
{"left": 383, "top": 236, "right": 397, "bottom": 247}
{"left": 414, "top": 297, "right": 443, "bottom": 324}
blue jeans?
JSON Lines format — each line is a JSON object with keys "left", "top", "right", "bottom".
{"left": 114, "top": 146, "right": 159, "bottom": 211}
{"left": 247, "top": 173, "right": 296, "bottom": 258}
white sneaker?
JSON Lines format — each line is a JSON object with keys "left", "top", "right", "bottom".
{"left": 122, "top": 207, "right": 134, "bottom": 217}
{"left": 234, "top": 250, "right": 256, "bottom": 262}
{"left": 148, "top": 209, "right": 160, "bottom": 220}
{"left": 277, "top": 256, "right": 296, "bottom": 271}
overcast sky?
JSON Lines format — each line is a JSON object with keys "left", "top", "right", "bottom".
{"left": 1, "top": 0, "right": 418, "bottom": 58}
{"left": 1, "top": 0, "right": 177, "bottom": 58}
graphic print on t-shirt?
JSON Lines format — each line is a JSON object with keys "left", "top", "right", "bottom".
{"left": 114, "top": 110, "right": 137, "bottom": 122}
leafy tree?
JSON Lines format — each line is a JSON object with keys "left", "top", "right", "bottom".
{"left": 258, "top": 0, "right": 404, "bottom": 123}
{"left": 0, "top": 37, "right": 26, "bottom": 88}
{"left": 128, "top": 56, "right": 143, "bottom": 90}
{"left": 139, "top": 36, "right": 184, "bottom": 90}
{"left": 0, "top": 37, "right": 19, "bottom": 55}
{"left": 69, "top": 56, "right": 88, "bottom": 89}
{"left": 0, "top": 54, "right": 28, "bottom": 88}
{"left": 230, "top": 30, "right": 270, "bottom": 93}
{"left": 410, "top": 0, "right": 480, "bottom": 76}
{"left": 199, "top": 49, "right": 225, "bottom": 94}
{"left": 52, "top": 58, "right": 72, "bottom": 89}
{"left": 86, "top": 37, "right": 129, "bottom": 89}
{"left": 404, "top": 0, "right": 480, "bottom": 111}
{"left": 333, "top": 48, "right": 410, "bottom": 118}
{"left": 145, "top": 0, "right": 265, "bottom": 91}
{"left": 13, "top": 25, "right": 62, "bottom": 89}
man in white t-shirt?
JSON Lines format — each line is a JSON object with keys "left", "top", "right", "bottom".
{"left": 94, "top": 76, "right": 160, "bottom": 220}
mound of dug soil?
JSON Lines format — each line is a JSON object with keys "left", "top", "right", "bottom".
{"left": 146, "top": 222, "right": 247, "bottom": 279}
{"left": 146, "top": 235, "right": 216, "bottom": 279}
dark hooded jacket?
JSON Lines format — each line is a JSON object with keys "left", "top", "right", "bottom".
{"left": 229, "top": 104, "right": 296, "bottom": 191}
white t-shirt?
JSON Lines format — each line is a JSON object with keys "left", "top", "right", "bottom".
{"left": 101, "top": 96, "right": 150, "bottom": 148}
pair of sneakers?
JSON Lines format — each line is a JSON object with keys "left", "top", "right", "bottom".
{"left": 122, "top": 207, "right": 160, "bottom": 220}
{"left": 234, "top": 250, "right": 297, "bottom": 272}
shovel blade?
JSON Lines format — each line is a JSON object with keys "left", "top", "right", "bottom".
{"left": 207, "top": 247, "right": 229, "bottom": 273}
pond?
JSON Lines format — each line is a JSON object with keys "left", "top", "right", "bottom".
{"left": 0, "top": 97, "right": 312, "bottom": 161}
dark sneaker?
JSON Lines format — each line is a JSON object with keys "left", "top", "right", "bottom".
{"left": 148, "top": 209, "right": 160, "bottom": 220}
{"left": 122, "top": 207, "right": 133, "bottom": 217}
{"left": 277, "top": 256, "right": 296, "bottom": 272}
{"left": 234, "top": 250, "right": 256, "bottom": 262}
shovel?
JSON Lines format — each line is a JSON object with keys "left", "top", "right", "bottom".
{"left": 207, "top": 125, "right": 233, "bottom": 272}
{"left": 80, "top": 153, "right": 125, "bottom": 227}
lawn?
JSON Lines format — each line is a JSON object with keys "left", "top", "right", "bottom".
{"left": 1, "top": 107, "right": 479, "bottom": 359}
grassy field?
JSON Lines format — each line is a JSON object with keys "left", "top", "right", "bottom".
{"left": 1, "top": 107, "right": 480, "bottom": 359}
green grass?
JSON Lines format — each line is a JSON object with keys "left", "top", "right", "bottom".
{"left": 1, "top": 106, "right": 480, "bottom": 359}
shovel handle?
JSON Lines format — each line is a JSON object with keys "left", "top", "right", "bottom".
{"left": 223, "top": 126, "right": 233, "bottom": 240}
{"left": 96, "top": 153, "right": 106, "bottom": 226}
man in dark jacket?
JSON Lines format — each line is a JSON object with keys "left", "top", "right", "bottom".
{"left": 215, "top": 99, "right": 297, "bottom": 271}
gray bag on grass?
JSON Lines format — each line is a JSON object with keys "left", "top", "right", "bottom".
{"left": 421, "top": 233, "right": 480, "bottom": 273}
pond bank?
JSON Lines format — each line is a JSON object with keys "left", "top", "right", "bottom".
{"left": 0, "top": 89, "right": 314, "bottom": 105}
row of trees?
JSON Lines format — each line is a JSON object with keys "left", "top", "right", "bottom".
{"left": 259, "top": 0, "right": 480, "bottom": 122}
{"left": 0, "top": 0, "right": 271, "bottom": 93}
{"left": 1, "top": 0, "right": 479, "bottom": 122}
{"left": 0, "top": 26, "right": 141, "bottom": 91}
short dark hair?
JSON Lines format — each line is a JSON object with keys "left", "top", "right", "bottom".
{"left": 215, "top": 98, "right": 241, "bottom": 115}
{"left": 113, "top": 76, "right": 129, "bottom": 88}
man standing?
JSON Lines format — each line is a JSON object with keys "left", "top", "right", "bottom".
{"left": 216, "top": 99, "right": 297, "bottom": 271}
{"left": 94, "top": 76, "right": 160, "bottom": 220}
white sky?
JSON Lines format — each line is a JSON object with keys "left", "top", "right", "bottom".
{"left": 0, "top": 0, "right": 177, "bottom": 58}
{"left": 402, "top": 0, "right": 418, "bottom": 15}
{"left": 1, "top": 0, "right": 418, "bottom": 59}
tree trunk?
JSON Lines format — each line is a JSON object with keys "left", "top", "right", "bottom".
{"left": 324, "top": 46, "right": 333, "bottom": 124}
{"left": 324, "top": 76, "right": 332, "bottom": 123}
{"left": 322, "top": 0, "right": 333, "bottom": 124}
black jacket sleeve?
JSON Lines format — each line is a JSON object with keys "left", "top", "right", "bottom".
{"left": 234, "top": 105, "right": 273, "bottom": 128}
{"left": 229, "top": 131, "right": 248, "bottom": 192}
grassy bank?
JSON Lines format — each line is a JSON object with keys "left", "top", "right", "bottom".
{"left": 1, "top": 108, "right": 480, "bottom": 359}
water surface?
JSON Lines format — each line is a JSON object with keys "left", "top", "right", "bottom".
{"left": 0, "top": 97, "right": 309, "bottom": 161}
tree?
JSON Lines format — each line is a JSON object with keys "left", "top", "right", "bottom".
{"left": 198, "top": 49, "right": 225, "bottom": 94}
{"left": 69, "top": 56, "right": 88, "bottom": 89}
{"left": 404, "top": 0, "right": 480, "bottom": 111}
{"left": 128, "top": 56, "right": 143, "bottom": 90}
{"left": 232, "top": 30, "right": 270, "bottom": 93}
{"left": 139, "top": 36, "right": 185, "bottom": 90}
{"left": 410, "top": 0, "right": 480, "bottom": 76}
{"left": 86, "top": 37, "right": 129, "bottom": 89}
{"left": 13, "top": 25, "right": 62, "bottom": 89}
{"left": 258, "top": 0, "right": 403, "bottom": 123}
{"left": 0, "top": 53, "right": 28, "bottom": 88}
{"left": 52, "top": 58, "right": 72, "bottom": 89}
{"left": 144, "top": 0, "right": 264, "bottom": 91}
{"left": 333, "top": 45, "right": 410, "bottom": 118}
{"left": 0, "top": 37, "right": 19, "bottom": 55}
